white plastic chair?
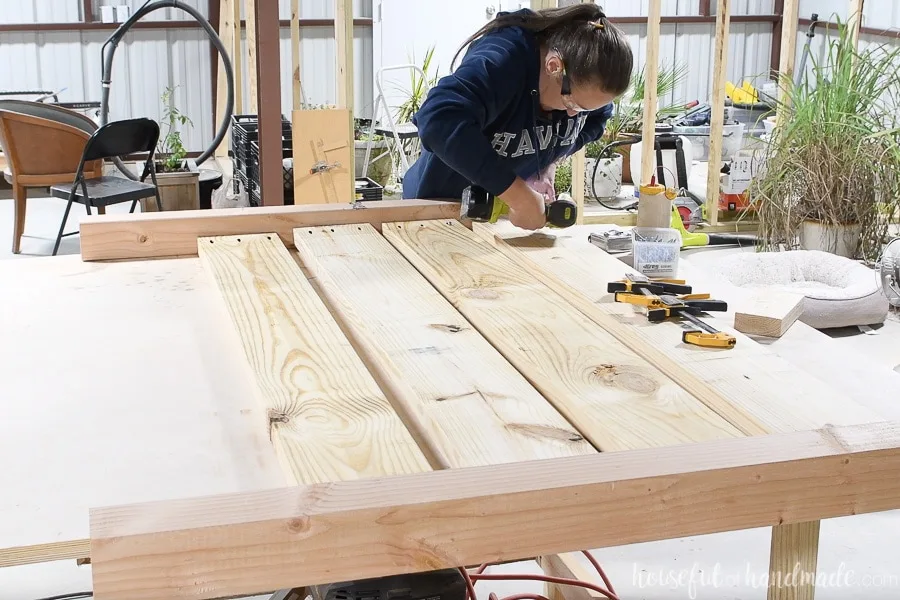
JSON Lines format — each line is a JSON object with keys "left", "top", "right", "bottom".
{"left": 363, "top": 64, "right": 431, "bottom": 181}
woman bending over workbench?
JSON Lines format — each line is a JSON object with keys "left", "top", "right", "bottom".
{"left": 402, "top": 4, "right": 633, "bottom": 230}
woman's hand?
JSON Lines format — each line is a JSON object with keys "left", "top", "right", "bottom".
{"left": 526, "top": 164, "right": 557, "bottom": 205}
{"left": 500, "top": 178, "right": 547, "bottom": 230}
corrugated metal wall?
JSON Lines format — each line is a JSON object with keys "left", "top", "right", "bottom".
{"left": 0, "top": 0, "right": 374, "bottom": 152}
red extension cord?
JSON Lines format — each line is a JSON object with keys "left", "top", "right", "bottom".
{"left": 457, "top": 551, "right": 620, "bottom": 600}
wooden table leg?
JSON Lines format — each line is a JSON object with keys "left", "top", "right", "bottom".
{"left": 768, "top": 521, "right": 821, "bottom": 600}
{"left": 538, "top": 554, "right": 604, "bottom": 600}
{"left": 12, "top": 184, "right": 26, "bottom": 254}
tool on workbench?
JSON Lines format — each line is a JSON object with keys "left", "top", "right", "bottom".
{"left": 669, "top": 204, "right": 758, "bottom": 248}
{"left": 310, "top": 160, "right": 341, "bottom": 175}
{"left": 588, "top": 229, "right": 632, "bottom": 253}
{"left": 615, "top": 285, "right": 736, "bottom": 348}
{"left": 607, "top": 273, "right": 693, "bottom": 296}
{"left": 294, "top": 569, "right": 468, "bottom": 600}
{"left": 460, "top": 185, "right": 578, "bottom": 228}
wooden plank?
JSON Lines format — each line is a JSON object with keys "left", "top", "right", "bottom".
{"left": 382, "top": 220, "right": 743, "bottom": 450}
{"left": 848, "top": 0, "right": 864, "bottom": 49}
{"left": 334, "top": 0, "right": 354, "bottom": 176}
{"left": 572, "top": 150, "right": 585, "bottom": 225}
{"left": 291, "top": 0, "right": 303, "bottom": 109}
{"left": 214, "top": 0, "right": 236, "bottom": 157}
{"left": 639, "top": 0, "right": 662, "bottom": 187}
{"left": 768, "top": 521, "right": 820, "bottom": 600}
{"left": 292, "top": 109, "right": 354, "bottom": 204}
{"left": 232, "top": 0, "right": 243, "bottom": 113}
{"left": 198, "top": 233, "right": 432, "bottom": 483}
{"left": 89, "top": 420, "right": 900, "bottom": 600}
{"left": 245, "top": 0, "right": 258, "bottom": 112}
{"left": 538, "top": 554, "right": 604, "bottom": 600}
{"left": 293, "top": 224, "right": 595, "bottom": 467}
{"left": 0, "top": 255, "right": 284, "bottom": 568}
{"left": 474, "top": 222, "right": 882, "bottom": 433}
{"left": 776, "top": 0, "right": 800, "bottom": 124}
{"left": 733, "top": 289, "right": 805, "bottom": 338}
{"left": 78, "top": 199, "right": 459, "bottom": 261}
{"left": 706, "top": 0, "right": 731, "bottom": 226}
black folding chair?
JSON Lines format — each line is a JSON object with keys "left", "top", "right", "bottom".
{"left": 49, "top": 118, "right": 163, "bottom": 255}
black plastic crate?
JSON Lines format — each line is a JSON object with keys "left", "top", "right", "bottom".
{"left": 231, "top": 113, "right": 292, "bottom": 183}
{"left": 354, "top": 177, "right": 383, "bottom": 202}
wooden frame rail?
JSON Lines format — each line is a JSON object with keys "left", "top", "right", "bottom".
{"left": 90, "top": 420, "right": 900, "bottom": 600}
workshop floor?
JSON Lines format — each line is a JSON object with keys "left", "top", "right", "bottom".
{"left": 2, "top": 190, "right": 900, "bottom": 600}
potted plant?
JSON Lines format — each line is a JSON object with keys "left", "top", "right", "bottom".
{"left": 601, "top": 62, "right": 688, "bottom": 184}
{"left": 583, "top": 140, "right": 622, "bottom": 199}
{"left": 753, "top": 18, "right": 900, "bottom": 261}
{"left": 142, "top": 86, "right": 200, "bottom": 212}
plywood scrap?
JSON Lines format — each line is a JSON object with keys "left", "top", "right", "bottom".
{"left": 292, "top": 109, "right": 353, "bottom": 205}
{"left": 294, "top": 224, "right": 594, "bottom": 466}
{"left": 733, "top": 289, "right": 805, "bottom": 338}
{"left": 198, "top": 233, "right": 432, "bottom": 484}
{"left": 88, "top": 421, "right": 900, "bottom": 600}
{"left": 382, "top": 220, "right": 743, "bottom": 451}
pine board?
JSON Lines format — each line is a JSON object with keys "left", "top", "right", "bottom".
{"left": 293, "top": 224, "right": 595, "bottom": 467}
{"left": 382, "top": 220, "right": 744, "bottom": 452}
{"left": 475, "top": 222, "right": 883, "bottom": 433}
{"left": 198, "top": 233, "right": 432, "bottom": 484}
{"left": 733, "top": 289, "right": 805, "bottom": 338}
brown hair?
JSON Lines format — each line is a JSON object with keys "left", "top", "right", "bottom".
{"left": 452, "top": 4, "right": 633, "bottom": 96}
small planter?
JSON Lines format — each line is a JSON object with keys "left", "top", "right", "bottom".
{"left": 799, "top": 220, "right": 861, "bottom": 258}
{"left": 140, "top": 159, "right": 200, "bottom": 212}
{"left": 585, "top": 154, "right": 623, "bottom": 199}
{"left": 355, "top": 140, "right": 391, "bottom": 188}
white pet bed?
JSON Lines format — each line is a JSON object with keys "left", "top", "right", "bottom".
{"left": 709, "top": 250, "right": 888, "bottom": 329}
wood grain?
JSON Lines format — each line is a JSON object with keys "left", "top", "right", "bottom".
{"left": 768, "top": 521, "right": 820, "bottom": 600}
{"left": 291, "top": 109, "right": 354, "bottom": 204}
{"left": 733, "top": 290, "right": 805, "bottom": 338}
{"left": 706, "top": 0, "right": 731, "bottom": 226}
{"left": 382, "top": 220, "right": 743, "bottom": 451}
{"left": 294, "top": 224, "right": 595, "bottom": 467}
{"left": 89, "top": 421, "right": 900, "bottom": 600}
{"left": 475, "top": 223, "right": 882, "bottom": 433}
{"left": 777, "top": 0, "right": 800, "bottom": 123}
{"left": 291, "top": 0, "right": 303, "bottom": 109}
{"left": 79, "top": 199, "right": 460, "bottom": 261}
{"left": 198, "top": 233, "right": 431, "bottom": 484}
{"left": 246, "top": 0, "right": 258, "bottom": 113}
{"left": 334, "top": 0, "right": 355, "bottom": 169}
{"left": 214, "top": 0, "right": 236, "bottom": 157}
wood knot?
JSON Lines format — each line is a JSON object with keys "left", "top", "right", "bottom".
{"left": 589, "top": 364, "right": 659, "bottom": 395}
{"left": 430, "top": 324, "right": 465, "bottom": 333}
{"left": 285, "top": 516, "right": 310, "bottom": 534}
{"left": 138, "top": 234, "right": 148, "bottom": 243}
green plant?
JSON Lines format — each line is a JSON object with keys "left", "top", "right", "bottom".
{"left": 157, "top": 86, "right": 193, "bottom": 172}
{"left": 752, "top": 17, "right": 900, "bottom": 261}
{"left": 554, "top": 157, "right": 572, "bottom": 196}
{"left": 602, "top": 61, "right": 689, "bottom": 142}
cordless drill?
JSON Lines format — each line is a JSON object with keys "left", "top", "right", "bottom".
{"left": 460, "top": 185, "right": 578, "bottom": 228}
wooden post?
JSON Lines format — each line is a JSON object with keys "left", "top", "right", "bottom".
{"left": 776, "top": 0, "right": 799, "bottom": 127}
{"left": 705, "top": 0, "right": 731, "bottom": 227}
{"left": 768, "top": 522, "right": 821, "bottom": 600}
{"left": 215, "top": 0, "right": 236, "bottom": 157}
{"left": 639, "top": 0, "right": 661, "bottom": 187}
{"left": 246, "top": 0, "right": 258, "bottom": 113}
{"left": 335, "top": 0, "right": 354, "bottom": 189}
{"left": 254, "top": 0, "right": 282, "bottom": 205}
{"left": 232, "top": 0, "right": 243, "bottom": 114}
{"left": 291, "top": 0, "right": 303, "bottom": 109}
{"left": 848, "top": 0, "right": 864, "bottom": 49}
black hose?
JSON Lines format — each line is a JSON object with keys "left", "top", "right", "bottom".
{"left": 100, "top": 0, "right": 234, "bottom": 179}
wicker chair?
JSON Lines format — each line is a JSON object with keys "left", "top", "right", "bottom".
{"left": 0, "top": 100, "right": 101, "bottom": 254}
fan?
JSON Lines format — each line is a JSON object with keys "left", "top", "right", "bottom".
{"left": 878, "top": 237, "right": 900, "bottom": 307}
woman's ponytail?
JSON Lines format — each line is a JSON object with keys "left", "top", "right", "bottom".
{"left": 452, "top": 4, "right": 633, "bottom": 97}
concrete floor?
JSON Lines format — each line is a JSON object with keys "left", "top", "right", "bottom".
{"left": 2, "top": 189, "right": 900, "bottom": 600}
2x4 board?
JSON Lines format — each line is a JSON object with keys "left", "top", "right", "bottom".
{"left": 80, "top": 213, "right": 900, "bottom": 600}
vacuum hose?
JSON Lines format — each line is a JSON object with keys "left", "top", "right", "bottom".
{"left": 100, "top": 0, "right": 234, "bottom": 179}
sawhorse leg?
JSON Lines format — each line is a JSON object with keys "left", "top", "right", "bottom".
{"left": 768, "top": 521, "right": 821, "bottom": 600}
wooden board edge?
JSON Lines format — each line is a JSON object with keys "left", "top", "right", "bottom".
{"left": 78, "top": 200, "right": 461, "bottom": 261}
{"left": 87, "top": 421, "right": 900, "bottom": 600}
{"left": 0, "top": 538, "right": 90, "bottom": 568}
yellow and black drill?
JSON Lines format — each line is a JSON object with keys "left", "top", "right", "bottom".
{"left": 460, "top": 185, "right": 578, "bottom": 228}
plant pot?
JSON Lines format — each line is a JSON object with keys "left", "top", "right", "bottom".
{"left": 141, "top": 159, "right": 200, "bottom": 212}
{"left": 585, "top": 155, "right": 623, "bottom": 199}
{"left": 799, "top": 220, "right": 861, "bottom": 258}
{"left": 354, "top": 140, "right": 391, "bottom": 188}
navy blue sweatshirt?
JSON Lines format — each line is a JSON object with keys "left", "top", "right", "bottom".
{"left": 402, "top": 10, "right": 614, "bottom": 201}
